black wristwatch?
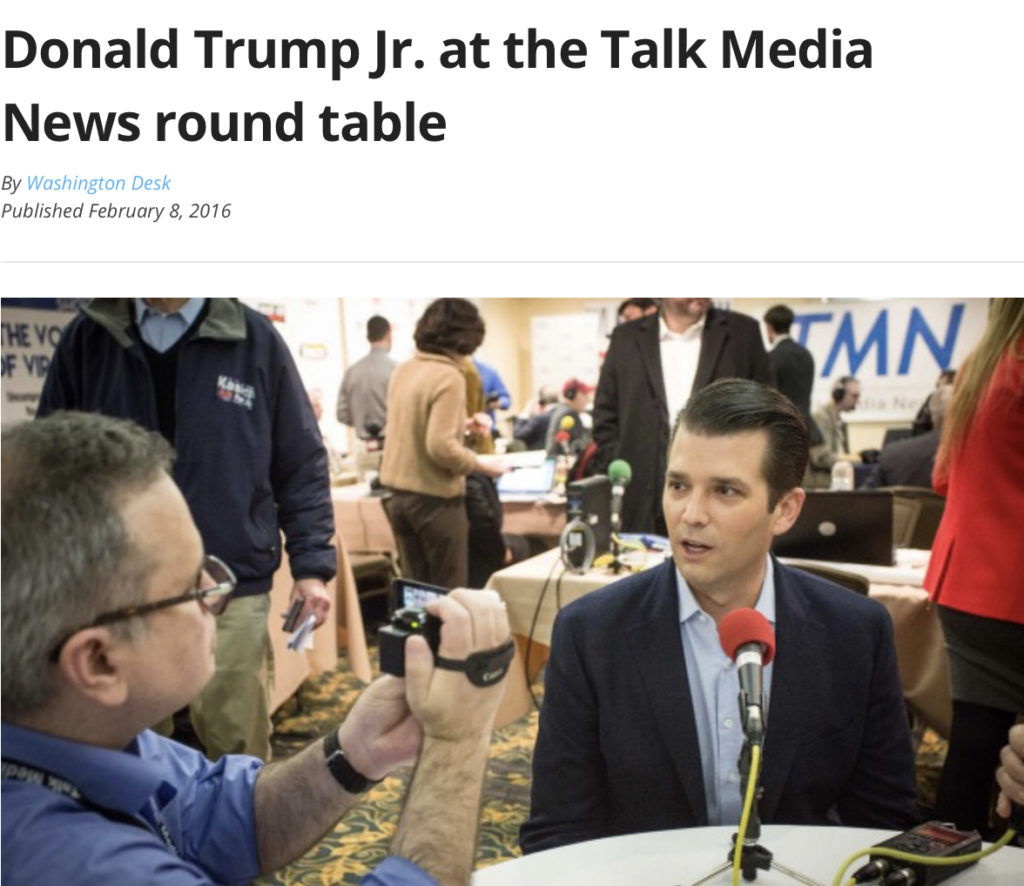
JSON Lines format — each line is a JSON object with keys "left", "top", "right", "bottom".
{"left": 323, "top": 730, "right": 382, "bottom": 794}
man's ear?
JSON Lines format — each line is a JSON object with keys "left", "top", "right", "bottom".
{"left": 770, "top": 487, "right": 806, "bottom": 537}
{"left": 57, "top": 628, "right": 131, "bottom": 708}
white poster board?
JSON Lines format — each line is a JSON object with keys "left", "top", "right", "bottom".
{"left": 531, "top": 312, "right": 602, "bottom": 397}
{"left": 241, "top": 297, "right": 347, "bottom": 451}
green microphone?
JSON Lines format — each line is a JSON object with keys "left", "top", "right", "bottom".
{"left": 607, "top": 459, "right": 632, "bottom": 532}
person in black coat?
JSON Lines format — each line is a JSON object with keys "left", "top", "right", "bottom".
{"left": 763, "top": 304, "right": 815, "bottom": 420}
{"left": 592, "top": 300, "right": 772, "bottom": 534}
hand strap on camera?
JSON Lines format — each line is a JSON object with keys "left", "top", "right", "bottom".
{"left": 434, "top": 637, "right": 516, "bottom": 687}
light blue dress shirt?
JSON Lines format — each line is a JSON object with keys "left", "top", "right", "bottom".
{"left": 676, "top": 555, "right": 776, "bottom": 825}
{"left": 134, "top": 298, "right": 206, "bottom": 352}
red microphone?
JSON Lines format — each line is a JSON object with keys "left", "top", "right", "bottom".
{"left": 718, "top": 608, "right": 775, "bottom": 740}
{"left": 554, "top": 429, "right": 571, "bottom": 456}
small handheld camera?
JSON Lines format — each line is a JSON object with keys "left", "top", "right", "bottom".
{"left": 379, "top": 607, "right": 442, "bottom": 677}
{"left": 377, "top": 587, "right": 516, "bottom": 688}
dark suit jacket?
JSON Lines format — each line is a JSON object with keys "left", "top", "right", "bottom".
{"left": 520, "top": 559, "right": 919, "bottom": 853}
{"left": 592, "top": 308, "right": 772, "bottom": 533}
{"left": 769, "top": 337, "right": 815, "bottom": 420}
{"left": 863, "top": 431, "right": 938, "bottom": 490}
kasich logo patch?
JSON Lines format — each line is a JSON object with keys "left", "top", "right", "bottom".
{"left": 216, "top": 374, "right": 255, "bottom": 410}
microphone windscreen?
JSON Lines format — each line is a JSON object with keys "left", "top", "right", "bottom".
{"left": 555, "top": 430, "right": 570, "bottom": 443}
{"left": 608, "top": 459, "right": 632, "bottom": 485}
{"left": 718, "top": 608, "right": 775, "bottom": 665}
{"left": 559, "top": 414, "right": 577, "bottom": 430}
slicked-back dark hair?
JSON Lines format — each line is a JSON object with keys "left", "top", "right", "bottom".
{"left": 763, "top": 304, "right": 795, "bottom": 334}
{"left": 367, "top": 315, "right": 390, "bottom": 342}
{"left": 414, "top": 299, "right": 485, "bottom": 356}
{"left": 672, "top": 379, "right": 809, "bottom": 510}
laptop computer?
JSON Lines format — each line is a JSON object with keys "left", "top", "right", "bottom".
{"left": 772, "top": 490, "right": 894, "bottom": 566}
{"left": 496, "top": 457, "right": 557, "bottom": 499}
{"left": 882, "top": 428, "right": 913, "bottom": 448}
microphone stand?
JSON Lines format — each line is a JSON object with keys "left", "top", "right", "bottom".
{"left": 685, "top": 703, "right": 823, "bottom": 886}
{"left": 728, "top": 706, "right": 772, "bottom": 882}
{"left": 609, "top": 515, "right": 623, "bottom": 574}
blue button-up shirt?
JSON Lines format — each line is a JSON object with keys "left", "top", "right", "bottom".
{"left": 2, "top": 722, "right": 437, "bottom": 885}
{"left": 676, "top": 556, "right": 776, "bottom": 826}
{"left": 134, "top": 298, "right": 206, "bottom": 352}
{"left": 2, "top": 721, "right": 262, "bottom": 884}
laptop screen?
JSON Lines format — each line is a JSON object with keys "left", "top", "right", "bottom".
{"left": 497, "top": 458, "right": 556, "bottom": 497}
{"left": 772, "top": 490, "right": 894, "bottom": 566}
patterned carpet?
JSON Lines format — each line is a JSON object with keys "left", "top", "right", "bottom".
{"left": 255, "top": 649, "right": 947, "bottom": 885}
{"left": 255, "top": 648, "right": 537, "bottom": 885}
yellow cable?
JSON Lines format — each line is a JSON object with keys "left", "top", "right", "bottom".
{"left": 732, "top": 743, "right": 762, "bottom": 886}
{"left": 610, "top": 532, "right": 646, "bottom": 552}
{"left": 829, "top": 827, "right": 1017, "bottom": 886}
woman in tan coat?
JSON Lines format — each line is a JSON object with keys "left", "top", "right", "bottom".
{"left": 380, "top": 299, "right": 504, "bottom": 587}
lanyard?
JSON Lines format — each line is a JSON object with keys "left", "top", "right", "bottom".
{"left": 2, "top": 756, "right": 180, "bottom": 855}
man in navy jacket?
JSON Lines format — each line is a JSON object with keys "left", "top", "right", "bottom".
{"left": 521, "top": 380, "right": 919, "bottom": 853}
{"left": 37, "top": 298, "right": 335, "bottom": 761}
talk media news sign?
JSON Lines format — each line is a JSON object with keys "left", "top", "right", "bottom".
{"left": 785, "top": 300, "right": 988, "bottom": 422}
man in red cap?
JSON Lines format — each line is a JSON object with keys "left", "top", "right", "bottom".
{"left": 544, "top": 378, "right": 594, "bottom": 456}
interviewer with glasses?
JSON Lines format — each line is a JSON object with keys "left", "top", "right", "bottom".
{"left": 3, "top": 412, "right": 512, "bottom": 886}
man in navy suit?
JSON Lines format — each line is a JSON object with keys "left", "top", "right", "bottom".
{"left": 521, "top": 380, "right": 919, "bottom": 853}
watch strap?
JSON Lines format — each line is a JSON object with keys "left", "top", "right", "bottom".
{"left": 323, "top": 730, "right": 381, "bottom": 794}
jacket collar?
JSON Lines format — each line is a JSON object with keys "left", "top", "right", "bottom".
{"left": 83, "top": 298, "right": 246, "bottom": 349}
{"left": 624, "top": 558, "right": 708, "bottom": 824}
{"left": 633, "top": 315, "right": 668, "bottom": 413}
{"left": 758, "top": 557, "right": 825, "bottom": 820}
{"left": 414, "top": 350, "right": 463, "bottom": 369}
{"left": 693, "top": 306, "right": 729, "bottom": 392}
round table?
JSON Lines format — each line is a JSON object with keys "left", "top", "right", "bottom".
{"left": 472, "top": 825, "right": 1024, "bottom": 885}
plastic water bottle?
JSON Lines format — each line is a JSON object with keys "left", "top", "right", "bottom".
{"left": 830, "top": 460, "right": 854, "bottom": 491}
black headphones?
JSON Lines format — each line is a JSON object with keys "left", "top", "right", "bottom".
{"left": 832, "top": 376, "right": 855, "bottom": 402}
{"left": 564, "top": 384, "right": 578, "bottom": 401}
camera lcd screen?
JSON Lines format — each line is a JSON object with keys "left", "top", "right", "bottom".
{"left": 391, "top": 578, "right": 448, "bottom": 612}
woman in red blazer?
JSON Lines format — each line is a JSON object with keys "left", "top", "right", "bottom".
{"left": 925, "top": 298, "right": 1024, "bottom": 835}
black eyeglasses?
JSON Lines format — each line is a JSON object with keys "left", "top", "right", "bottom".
{"left": 49, "top": 555, "right": 236, "bottom": 661}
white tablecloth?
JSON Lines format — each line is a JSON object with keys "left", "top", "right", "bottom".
{"left": 474, "top": 824, "right": 1023, "bottom": 885}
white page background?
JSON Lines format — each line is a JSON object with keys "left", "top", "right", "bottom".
{"left": 1, "top": 1, "right": 1021, "bottom": 290}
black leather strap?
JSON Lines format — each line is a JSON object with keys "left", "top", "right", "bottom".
{"left": 322, "top": 731, "right": 381, "bottom": 794}
{"left": 434, "top": 637, "right": 516, "bottom": 687}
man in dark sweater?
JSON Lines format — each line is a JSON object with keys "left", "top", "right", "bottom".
{"left": 865, "top": 385, "right": 952, "bottom": 489}
{"left": 37, "top": 299, "right": 335, "bottom": 761}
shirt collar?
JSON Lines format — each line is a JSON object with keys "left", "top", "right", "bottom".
{"left": 659, "top": 314, "right": 705, "bottom": 342}
{"left": 675, "top": 554, "right": 777, "bottom": 627}
{"left": 1, "top": 721, "right": 167, "bottom": 815}
{"left": 134, "top": 298, "right": 206, "bottom": 327}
